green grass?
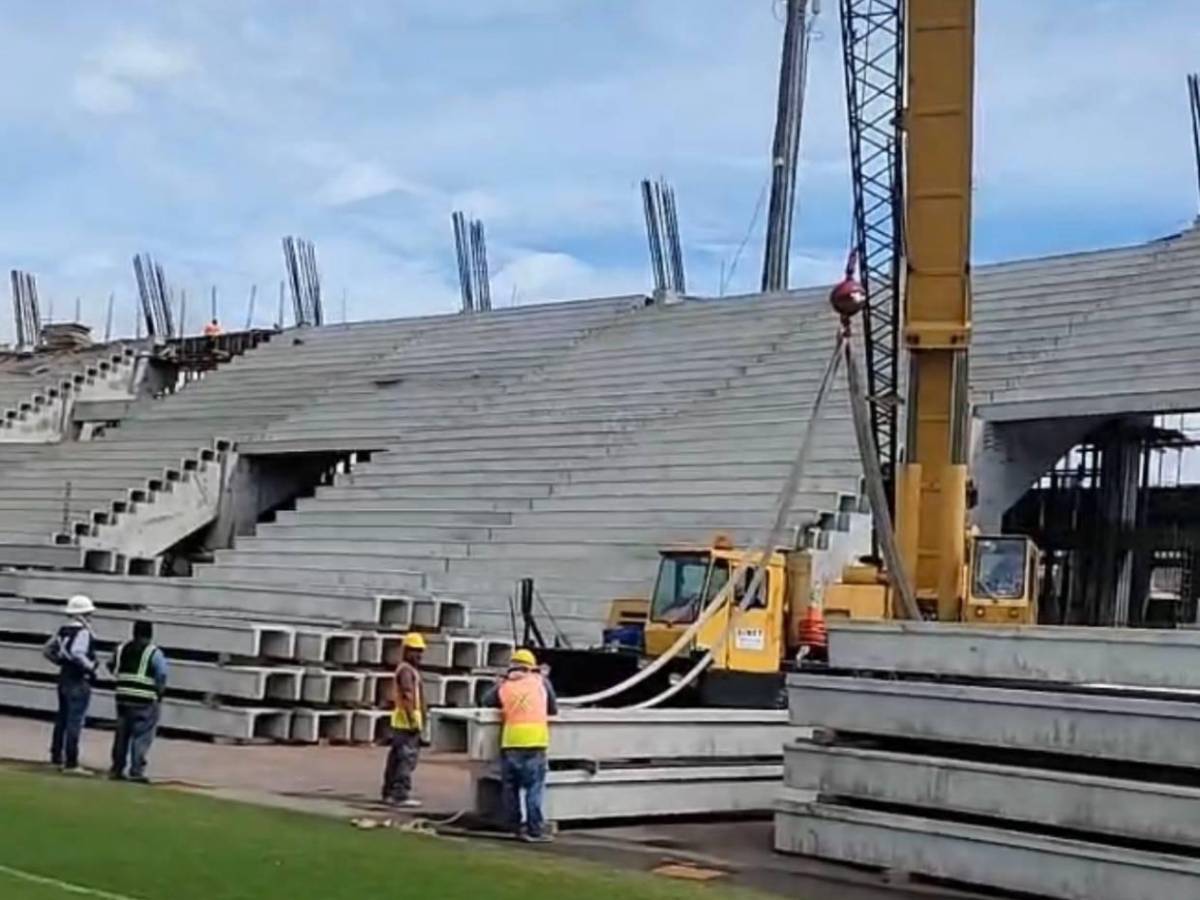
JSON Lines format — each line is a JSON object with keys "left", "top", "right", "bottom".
{"left": 0, "top": 765, "right": 761, "bottom": 900}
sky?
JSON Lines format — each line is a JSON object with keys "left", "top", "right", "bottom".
{"left": 0, "top": 0, "right": 1198, "bottom": 340}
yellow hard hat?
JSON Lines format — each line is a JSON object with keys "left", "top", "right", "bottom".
{"left": 510, "top": 648, "right": 537, "bottom": 668}
{"left": 402, "top": 633, "right": 427, "bottom": 650}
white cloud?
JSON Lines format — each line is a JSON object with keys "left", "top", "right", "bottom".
{"left": 491, "top": 251, "right": 645, "bottom": 305}
{"left": 73, "top": 33, "right": 194, "bottom": 116}
{"left": 314, "top": 161, "right": 425, "bottom": 207}
{"left": 72, "top": 72, "right": 136, "bottom": 116}
{"left": 95, "top": 34, "right": 194, "bottom": 82}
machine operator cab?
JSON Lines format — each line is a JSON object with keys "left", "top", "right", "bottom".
{"left": 965, "top": 534, "right": 1041, "bottom": 624}
{"left": 643, "top": 538, "right": 810, "bottom": 675}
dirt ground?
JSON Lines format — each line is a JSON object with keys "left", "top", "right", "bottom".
{"left": 0, "top": 714, "right": 982, "bottom": 900}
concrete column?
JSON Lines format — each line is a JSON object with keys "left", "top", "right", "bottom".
{"left": 970, "top": 415, "right": 1108, "bottom": 532}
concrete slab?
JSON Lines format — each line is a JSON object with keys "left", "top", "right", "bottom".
{"left": 785, "top": 740, "right": 1200, "bottom": 847}
{"left": 788, "top": 673, "right": 1200, "bottom": 769}
{"left": 775, "top": 795, "right": 1200, "bottom": 900}
{"left": 828, "top": 621, "right": 1200, "bottom": 689}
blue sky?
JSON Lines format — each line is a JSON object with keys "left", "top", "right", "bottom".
{"left": 1, "top": 0, "right": 1198, "bottom": 339}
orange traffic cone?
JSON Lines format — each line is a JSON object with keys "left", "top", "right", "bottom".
{"left": 797, "top": 603, "right": 828, "bottom": 663}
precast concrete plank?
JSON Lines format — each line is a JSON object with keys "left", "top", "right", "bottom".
{"left": 0, "top": 641, "right": 302, "bottom": 702}
{"left": 0, "top": 677, "right": 290, "bottom": 741}
{"left": 785, "top": 741, "right": 1200, "bottom": 848}
{"left": 774, "top": 795, "right": 1200, "bottom": 900}
{"left": 0, "top": 598, "right": 295, "bottom": 658}
{"left": 827, "top": 621, "right": 1200, "bottom": 689}
{"left": 788, "top": 673, "right": 1200, "bottom": 769}
{"left": 433, "top": 707, "right": 798, "bottom": 762}
{"left": 475, "top": 764, "right": 783, "bottom": 822}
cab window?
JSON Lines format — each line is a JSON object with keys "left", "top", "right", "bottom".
{"left": 973, "top": 538, "right": 1028, "bottom": 600}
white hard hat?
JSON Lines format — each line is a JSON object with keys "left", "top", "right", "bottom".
{"left": 65, "top": 595, "right": 95, "bottom": 616}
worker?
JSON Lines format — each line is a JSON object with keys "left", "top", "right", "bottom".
{"left": 42, "top": 594, "right": 99, "bottom": 774}
{"left": 381, "top": 632, "right": 427, "bottom": 808}
{"left": 483, "top": 648, "right": 558, "bottom": 842}
{"left": 109, "top": 620, "right": 168, "bottom": 783}
{"left": 203, "top": 318, "right": 223, "bottom": 337}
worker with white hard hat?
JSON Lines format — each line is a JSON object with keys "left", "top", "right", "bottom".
{"left": 482, "top": 647, "right": 558, "bottom": 842}
{"left": 42, "top": 595, "right": 100, "bottom": 774}
{"left": 380, "top": 632, "right": 427, "bottom": 808}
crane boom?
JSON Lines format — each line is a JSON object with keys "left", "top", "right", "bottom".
{"left": 896, "top": 0, "right": 976, "bottom": 620}
{"left": 839, "top": 0, "right": 904, "bottom": 503}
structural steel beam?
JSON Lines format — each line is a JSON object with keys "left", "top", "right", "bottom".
{"left": 432, "top": 707, "right": 798, "bottom": 762}
{"left": 478, "top": 764, "right": 782, "bottom": 822}
{"left": 775, "top": 795, "right": 1200, "bottom": 900}
{"left": 788, "top": 673, "right": 1200, "bottom": 769}
{"left": 828, "top": 621, "right": 1200, "bottom": 689}
{"left": 785, "top": 741, "right": 1200, "bottom": 848}
{"left": 0, "top": 598, "right": 295, "bottom": 659}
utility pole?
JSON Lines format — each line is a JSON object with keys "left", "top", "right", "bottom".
{"left": 104, "top": 293, "right": 114, "bottom": 342}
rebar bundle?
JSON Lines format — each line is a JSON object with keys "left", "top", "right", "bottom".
{"left": 452, "top": 212, "right": 492, "bottom": 313}
{"left": 762, "top": 0, "right": 818, "bottom": 294}
{"left": 1189, "top": 73, "right": 1200, "bottom": 214}
{"left": 132, "top": 253, "right": 176, "bottom": 339}
{"left": 9, "top": 270, "right": 42, "bottom": 350}
{"left": 282, "top": 236, "right": 323, "bottom": 326}
{"left": 641, "top": 178, "right": 686, "bottom": 297}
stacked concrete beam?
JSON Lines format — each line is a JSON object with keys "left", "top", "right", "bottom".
{"left": 0, "top": 592, "right": 496, "bottom": 745}
{"left": 432, "top": 707, "right": 802, "bottom": 823}
{"left": 778, "top": 625, "right": 1200, "bottom": 899}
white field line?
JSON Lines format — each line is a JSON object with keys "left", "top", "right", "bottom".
{"left": 0, "top": 863, "right": 147, "bottom": 900}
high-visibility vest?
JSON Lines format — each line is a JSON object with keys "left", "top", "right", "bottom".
{"left": 115, "top": 641, "right": 160, "bottom": 705}
{"left": 391, "top": 662, "right": 424, "bottom": 732}
{"left": 498, "top": 672, "right": 550, "bottom": 749}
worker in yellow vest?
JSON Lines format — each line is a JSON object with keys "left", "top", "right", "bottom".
{"left": 483, "top": 648, "right": 558, "bottom": 842}
{"left": 381, "top": 633, "right": 426, "bottom": 808}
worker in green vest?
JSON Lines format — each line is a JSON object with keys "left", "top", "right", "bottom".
{"left": 109, "top": 620, "right": 168, "bottom": 783}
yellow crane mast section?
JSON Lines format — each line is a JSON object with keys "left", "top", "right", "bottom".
{"left": 897, "top": 0, "right": 976, "bottom": 621}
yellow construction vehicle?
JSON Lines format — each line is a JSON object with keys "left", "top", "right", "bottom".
{"left": 823, "top": 0, "right": 1042, "bottom": 626}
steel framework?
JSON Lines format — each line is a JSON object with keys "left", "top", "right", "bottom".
{"left": 839, "top": 0, "right": 904, "bottom": 494}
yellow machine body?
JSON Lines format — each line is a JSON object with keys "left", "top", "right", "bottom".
{"left": 640, "top": 542, "right": 814, "bottom": 674}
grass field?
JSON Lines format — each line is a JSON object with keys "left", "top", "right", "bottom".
{"left": 0, "top": 764, "right": 764, "bottom": 900}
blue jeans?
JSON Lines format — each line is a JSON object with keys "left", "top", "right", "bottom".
{"left": 500, "top": 748, "right": 548, "bottom": 837}
{"left": 51, "top": 680, "right": 91, "bottom": 768}
{"left": 111, "top": 703, "right": 160, "bottom": 778}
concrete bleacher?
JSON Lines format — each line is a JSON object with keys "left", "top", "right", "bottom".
{"left": 194, "top": 291, "right": 868, "bottom": 641}
{"left": 0, "top": 343, "right": 138, "bottom": 440}
{"left": 2, "top": 226, "right": 1199, "bottom": 740}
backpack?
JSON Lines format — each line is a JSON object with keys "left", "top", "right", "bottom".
{"left": 42, "top": 625, "right": 78, "bottom": 667}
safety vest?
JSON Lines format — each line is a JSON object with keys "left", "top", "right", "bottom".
{"left": 391, "top": 662, "right": 424, "bottom": 732}
{"left": 498, "top": 672, "right": 550, "bottom": 749}
{"left": 115, "top": 641, "right": 160, "bottom": 705}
